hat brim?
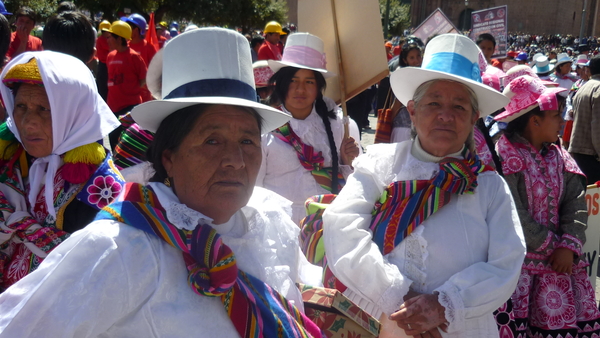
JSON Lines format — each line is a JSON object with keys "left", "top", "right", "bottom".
{"left": 532, "top": 64, "right": 555, "bottom": 74}
{"left": 268, "top": 60, "right": 336, "bottom": 78}
{"left": 390, "top": 67, "right": 509, "bottom": 117}
{"left": 130, "top": 96, "right": 291, "bottom": 134}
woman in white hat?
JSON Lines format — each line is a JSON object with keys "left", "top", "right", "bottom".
{"left": 0, "top": 28, "right": 322, "bottom": 338}
{"left": 550, "top": 52, "right": 576, "bottom": 97}
{"left": 322, "top": 34, "right": 526, "bottom": 337}
{"left": 256, "top": 32, "right": 361, "bottom": 225}
{"left": 494, "top": 75, "right": 600, "bottom": 338}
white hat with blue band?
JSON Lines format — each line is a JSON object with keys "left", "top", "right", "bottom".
{"left": 131, "top": 27, "right": 291, "bottom": 134}
{"left": 389, "top": 34, "right": 509, "bottom": 117}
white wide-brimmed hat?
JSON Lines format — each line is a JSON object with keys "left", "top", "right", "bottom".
{"left": 555, "top": 52, "right": 572, "bottom": 67}
{"left": 531, "top": 55, "right": 554, "bottom": 74}
{"left": 390, "top": 34, "right": 509, "bottom": 117}
{"left": 268, "top": 33, "right": 335, "bottom": 78}
{"left": 131, "top": 27, "right": 290, "bottom": 134}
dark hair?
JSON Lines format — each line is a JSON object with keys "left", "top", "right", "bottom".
{"left": 399, "top": 43, "right": 422, "bottom": 67}
{"left": 282, "top": 27, "right": 290, "bottom": 35}
{"left": 15, "top": 7, "right": 36, "bottom": 24}
{"left": 43, "top": 11, "right": 95, "bottom": 63}
{"left": 111, "top": 33, "right": 128, "bottom": 47}
{"left": 147, "top": 104, "right": 263, "bottom": 182}
{"left": 56, "top": 1, "right": 77, "bottom": 14}
{"left": 0, "top": 14, "right": 9, "bottom": 68}
{"left": 250, "top": 35, "right": 264, "bottom": 49}
{"left": 504, "top": 95, "right": 566, "bottom": 136}
{"left": 267, "top": 67, "right": 341, "bottom": 193}
{"left": 477, "top": 33, "right": 496, "bottom": 48}
{"left": 589, "top": 55, "right": 600, "bottom": 75}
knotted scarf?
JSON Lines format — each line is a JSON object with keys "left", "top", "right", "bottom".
{"left": 95, "top": 183, "right": 320, "bottom": 338}
{"left": 370, "top": 148, "right": 492, "bottom": 255}
{"left": 273, "top": 123, "right": 345, "bottom": 193}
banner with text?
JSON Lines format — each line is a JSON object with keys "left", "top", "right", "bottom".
{"left": 584, "top": 185, "right": 600, "bottom": 289}
{"left": 412, "top": 8, "right": 459, "bottom": 45}
{"left": 469, "top": 5, "right": 508, "bottom": 59}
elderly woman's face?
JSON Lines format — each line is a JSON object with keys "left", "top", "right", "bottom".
{"left": 407, "top": 81, "right": 477, "bottom": 157}
{"left": 162, "top": 105, "right": 262, "bottom": 224}
{"left": 13, "top": 84, "right": 53, "bottom": 158}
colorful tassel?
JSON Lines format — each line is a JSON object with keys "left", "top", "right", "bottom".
{"left": 62, "top": 143, "right": 106, "bottom": 184}
{"left": 63, "top": 142, "right": 105, "bottom": 165}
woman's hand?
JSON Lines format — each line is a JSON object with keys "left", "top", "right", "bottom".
{"left": 340, "top": 136, "right": 360, "bottom": 166}
{"left": 549, "top": 247, "right": 574, "bottom": 274}
{"left": 389, "top": 293, "right": 447, "bottom": 337}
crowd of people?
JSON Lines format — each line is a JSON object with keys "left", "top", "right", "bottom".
{"left": 0, "top": 1, "right": 597, "bottom": 338}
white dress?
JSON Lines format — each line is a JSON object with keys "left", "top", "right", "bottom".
{"left": 256, "top": 97, "right": 362, "bottom": 224}
{"left": 0, "top": 183, "right": 322, "bottom": 338}
{"left": 323, "top": 140, "right": 526, "bottom": 338}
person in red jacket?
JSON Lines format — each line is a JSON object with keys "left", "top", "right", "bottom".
{"left": 257, "top": 21, "right": 283, "bottom": 61}
{"left": 7, "top": 7, "right": 42, "bottom": 60}
{"left": 103, "top": 20, "right": 147, "bottom": 148}
{"left": 125, "top": 13, "right": 156, "bottom": 101}
{"left": 96, "top": 20, "right": 111, "bottom": 101}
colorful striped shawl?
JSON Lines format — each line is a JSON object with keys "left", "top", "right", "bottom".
{"left": 370, "top": 148, "right": 492, "bottom": 255}
{"left": 95, "top": 183, "right": 320, "bottom": 338}
{"left": 273, "top": 123, "right": 345, "bottom": 193}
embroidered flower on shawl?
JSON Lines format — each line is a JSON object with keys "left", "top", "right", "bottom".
{"left": 87, "top": 176, "right": 123, "bottom": 209}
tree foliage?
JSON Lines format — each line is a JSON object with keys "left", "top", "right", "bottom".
{"left": 380, "top": 0, "right": 411, "bottom": 38}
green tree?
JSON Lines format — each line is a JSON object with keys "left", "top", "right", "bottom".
{"left": 380, "top": 0, "right": 410, "bottom": 38}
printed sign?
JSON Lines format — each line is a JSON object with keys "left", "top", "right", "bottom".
{"left": 412, "top": 8, "right": 460, "bottom": 45}
{"left": 584, "top": 185, "right": 600, "bottom": 288}
{"left": 469, "top": 5, "right": 508, "bottom": 59}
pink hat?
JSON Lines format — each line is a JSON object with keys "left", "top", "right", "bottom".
{"left": 478, "top": 49, "right": 504, "bottom": 92}
{"left": 252, "top": 61, "right": 274, "bottom": 88}
{"left": 504, "top": 65, "right": 558, "bottom": 88}
{"left": 494, "top": 75, "right": 567, "bottom": 122}
{"left": 268, "top": 32, "right": 335, "bottom": 78}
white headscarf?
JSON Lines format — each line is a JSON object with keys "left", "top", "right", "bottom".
{"left": 0, "top": 51, "right": 120, "bottom": 218}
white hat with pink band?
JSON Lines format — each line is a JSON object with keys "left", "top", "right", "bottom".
{"left": 494, "top": 75, "right": 567, "bottom": 123}
{"left": 268, "top": 32, "right": 336, "bottom": 78}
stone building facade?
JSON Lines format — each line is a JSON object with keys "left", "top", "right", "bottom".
{"left": 411, "top": 0, "right": 600, "bottom": 36}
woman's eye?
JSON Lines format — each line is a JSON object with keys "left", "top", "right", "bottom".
{"left": 205, "top": 139, "right": 218, "bottom": 145}
{"left": 455, "top": 105, "right": 465, "bottom": 110}
{"left": 241, "top": 139, "right": 254, "bottom": 145}
{"left": 428, "top": 101, "right": 439, "bottom": 106}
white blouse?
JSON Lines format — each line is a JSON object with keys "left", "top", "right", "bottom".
{"left": 256, "top": 97, "right": 362, "bottom": 224}
{"left": 0, "top": 183, "right": 322, "bottom": 338}
{"left": 323, "top": 140, "right": 526, "bottom": 338}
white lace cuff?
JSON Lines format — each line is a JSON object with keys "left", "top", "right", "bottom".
{"left": 434, "top": 282, "right": 466, "bottom": 334}
{"left": 339, "top": 164, "right": 354, "bottom": 178}
{"left": 378, "top": 266, "right": 413, "bottom": 316}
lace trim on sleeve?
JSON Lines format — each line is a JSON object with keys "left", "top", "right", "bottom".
{"left": 435, "top": 282, "right": 466, "bottom": 334}
{"left": 378, "top": 264, "right": 412, "bottom": 316}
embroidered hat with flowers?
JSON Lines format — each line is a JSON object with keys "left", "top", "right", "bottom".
{"left": 494, "top": 75, "right": 567, "bottom": 123}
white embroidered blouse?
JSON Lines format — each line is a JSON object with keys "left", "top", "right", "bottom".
{"left": 0, "top": 183, "right": 322, "bottom": 338}
{"left": 256, "top": 97, "right": 362, "bottom": 224}
{"left": 323, "top": 140, "right": 526, "bottom": 338}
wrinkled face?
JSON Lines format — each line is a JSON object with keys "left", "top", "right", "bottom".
{"left": 404, "top": 49, "right": 423, "bottom": 67}
{"left": 284, "top": 68, "right": 319, "bottom": 119}
{"left": 478, "top": 40, "right": 495, "bottom": 62}
{"left": 407, "top": 81, "right": 478, "bottom": 157}
{"left": 13, "top": 84, "right": 53, "bottom": 158}
{"left": 162, "top": 105, "right": 262, "bottom": 224}
{"left": 16, "top": 16, "right": 35, "bottom": 33}
{"left": 535, "top": 109, "right": 564, "bottom": 144}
